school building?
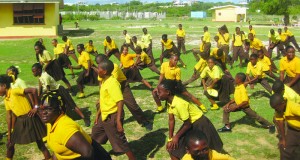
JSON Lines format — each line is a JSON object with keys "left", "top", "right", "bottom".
{"left": 209, "top": 5, "right": 248, "bottom": 22}
{"left": 0, "top": 0, "right": 64, "bottom": 38}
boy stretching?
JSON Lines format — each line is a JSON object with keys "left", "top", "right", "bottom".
{"left": 218, "top": 73, "right": 275, "bottom": 133}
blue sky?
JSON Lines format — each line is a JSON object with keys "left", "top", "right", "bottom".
{"left": 64, "top": 0, "right": 241, "bottom": 5}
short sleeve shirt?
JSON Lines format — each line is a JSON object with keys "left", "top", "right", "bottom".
{"left": 124, "top": 34, "right": 131, "bottom": 44}
{"left": 249, "top": 29, "right": 256, "bottom": 36}
{"left": 258, "top": 56, "right": 271, "bottom": 71}
{"left": 232, "top": 33, "right": 245, "bottom": 46}
{"left": 246, "top": 61, "right": 265, "bottom": 78}
{"left": 4, "top": 88, "right": 32, "bottom": 116}
{"left": 161, "top": 39, "right": 173, "bottom": 50}
{"left": 219, "top": 33, "right": 230, "bottom": 45}
{"left": 103, "top": 39, "right": 118, "bottom": 50}
{"left": 140, "top": 51, "right": 151, "bottom": 65}
{"left": 268, "top": 31, "right": 281, "bottom": 43}
{"left": 133, "top": 40, "right": 145, "bottom": 49}
{"left": 84, "top": 43, "right": 97, "bottom": 53}
{"left": 210, "top": 48, "right": 225, "bottom": 63}
{"left": 203, "top": 31, "right": 211, "bottom": 43}
{"left": 250, "top": 38, "right": 264, "bottom": 50}
{"left": 182, "top": 150, "right": 235, "bottom": 160}
{"left": 11, "top": 78, "right": 27, "bottom": 89}
{"left": 66, "top": 39, "right": 74, "bottom": 51}
{"left": 279, "top": 56, "right": 300, "bottom": 77}
{"left": 78, "top": 51, "right": 93, "bottom": 70}
{"left": 98, "top": 64, "right": 127, "bottom": 83}
{"left": 120, "top": 53, "right": 136, "bottom": 68}
{"left": 160, "top": 62, "right": 181, "bottom": 80}
{"left": 39, "top": 72, "right": 60, "bottom": 91}
{"left": 194, "top": 58, "right": 207, "bottom": 73}
{"left": 141, "top": 33, "right": 152, "bottom": 48}
{"left": 234, "top": 84, "right": 249, "bottom": 105}
{"left": 285, "top": 30, "right": 294, "bottom": 36}
{"left": 276, "top": 101, "right": 300, "bottom": 130}
{"left": 167, "top": 96, "right": 203, "bottom": 123}
{"left": 200, "top": 65, "right": 224, "bottom": 80}
{"left": 283, "top": 85, "right": 300, "bottom": 103}
{"left": 53, "top": 44, "right": 65, "bottom": 55}
{"left": 176, "top": 29, "right": 185, "bottom": 38}
{"left": 39, "top": 50, "right": 53, "bottom": 65}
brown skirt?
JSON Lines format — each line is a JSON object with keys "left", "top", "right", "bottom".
{"left": 284, "top": 76, "right": 300, "bottom": 94}
{"left": 45, "top": 60, "right": 66, "bottom": 81}
{"left": 11, "top": 114, "right": 46, "bottom": 144}
{"left": 122, "top": 66, "right": 143, "bottom": 83}
{"left": 57, "top": 54, "right": 72, "bottom": 68}
{"left": 76, "top": 68, "right": 99, "bottom": 86}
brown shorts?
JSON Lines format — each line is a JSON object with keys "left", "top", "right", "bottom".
{"left": 107, "top": 48, "right": 120, "bottom": 58}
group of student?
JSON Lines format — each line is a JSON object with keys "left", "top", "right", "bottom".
{"left": 0, "top": 23, "right": 299, "bottom": 160}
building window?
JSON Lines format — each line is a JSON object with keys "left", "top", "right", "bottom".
{"left": 13, "top": 4, "right": 44, "bottom": 24}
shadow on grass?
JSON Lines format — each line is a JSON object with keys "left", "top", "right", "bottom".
{"left": 124, "top": 110, "right": 155, "bottom": 125}
{"left": 130, "top": 82, "right": 154, "bottom": 90}
{"left": 61, "top": 28, "right": 95, "bottom": 37}
{"left": 249, "top": 90, "right": 270, "bottom": 99}
{"left": 66, "top": 107, "right": 91, "bottom": 121}
{"left": 230, "top": 115, "right": 264, "bottom": 129}
{"left": 129, "top": 128, "right": 168, "bottom": 160}
{"left": 146, "top": 75, "right": 160, "bottom": 80}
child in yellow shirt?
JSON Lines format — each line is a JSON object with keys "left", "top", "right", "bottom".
{"left": 135, "top": 46, "right": 160, "bottom": 75}
{"left": 161, "top": 34, "right": 186, "bottom": 67}
{"left": 176, "top": 24, "right": 186, "bottom": 53}
{"left": 84, "top": 40, "right": 98, "bottom": 56}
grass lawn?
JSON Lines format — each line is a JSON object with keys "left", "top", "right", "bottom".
{"left": 1, "top": 18, "right": 300, "bottom": 159}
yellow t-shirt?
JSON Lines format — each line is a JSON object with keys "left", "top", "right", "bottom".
{"left": 4, "top": 88, "right": 32, "bottom": 117}
{"left": 200, "top": 65, "right": 224, "bottom": 80}
{"left": 249, "top": 29, "right": 256, "bottom": 36}
{"left": 219, "top": 33, "right": 230, "bottom": 45}
{"left": 200, "top": 42, "right": 204, "bottom": 52}
{"left": 182, "top": 149, "right": 235, "bottom": 160}
{"left": 65, "top": 39, "right": 74, "bottom": 51}
{"left": 78, "top": 51, "right": 93, "bottom": 70}
{"left": 98, "top": 64, "right": 127, "bottom": 83}
{"left": 141, "top": 33, "right": 152, "bottom": 48}
{"left": 46, "top": 115, "right": 92, "bottom": 160}
{"left": 39, "top": 72, "right": 60, "bottom": 91}
{"left": 176, "top": 29, "right": 185, "bottom": 38}
{"left": 234, "top": 84, "right": 249, "bottom": 105}
{"left": 250, "top": 38, "right": 264, "bottom": 50}
{"left": 203, "top": 31, "right": 211, "bottom": 43}
{"left": 194, "top": 58, "right": 207, "bottom": 73}
{"left": 276, "top": 101, "right": 300, "bottom": 130}
{"left": 283, "top": 85, "right": 300, "bottom": 103}
{"left": 232, "top": 33, "right": 245, "bottom": 46}
{"left": 133, "top": 40, "right": 145, "bottom": 49}
{"left": 120, "top": 53, "right": 136, "bottom": 68}
{"left": 124, "top": 34, "right": 131, "bottom": 44}
{"left": 103, "top": 39, "right": 118, "bottom": 50}
{"left": 258, "top": 56, "right": 271, "bottom": 72}
{"left": 100, "top": 76, "right": 123, "bottom": 121}
{"left": 84, "top": 43, "right": 97, "bottom": 53}
{"left": 280, "top": 33, "right": 288, "bottom": 42}
{"left": 268, "top": 31, "right": 281, "bottom": 43}
{"left": 285, "top": 29, "right": 294, "bottom": 36}
{"left": 140, "top": 51, "right": 151, "bottom": 65}
{"left": 53, "top": 44, "right": 65, "bottom": 55}
{"left": 279, "top": 56, "right": 300, "bottom": 77}
{"left": 39, "top": 50, "right": 53, "bottom": 65}
{"left": 160, "top": 62, "right": 181, "bottom": 80}
{"left": 161, "top": 39, "right": 173, "bottom": 50}
{"left": 210, "top": 48, "right": 225, "bottom": 63}
{"left": 168, "top": 96, "right": 202, "bottom": 123}
{"left": 11, "top": 78, "right": 27, "bottom": 89}
{"left": 246, "top": 61, "right": 265, "bottom": 78}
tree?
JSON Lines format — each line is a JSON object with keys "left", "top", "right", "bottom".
{"left": 249, "top": 0, "right": 300, "bottom": 25}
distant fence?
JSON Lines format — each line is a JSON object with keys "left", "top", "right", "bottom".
{"left": 60, "top": 11, "right": 166, "bottom": 20}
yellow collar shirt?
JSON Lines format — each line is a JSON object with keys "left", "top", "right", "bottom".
{"left": 200, "top": 65, "right": 224, "bottom": 80}
{"left": 246, "top": 61, "right": 265, "bottom": 78}
{"left": 161, "top": 39, "right": 173, "bottom": 50}
{"left": 160, "top": 62, "right": 181, "bottom": 80}
{"left": 78, "top": 51, "right": 93, "bottom": 70}
{"left": 4, "top": 88, "right": 32, "bottom": 117}
{"left": 234, "top": 84, "right": 249, "bottom": 105}
{"left": 103, "top": 39, "right": 118, "bottom": 50}
{"left": 141, "top": 33, "right": 152, "bottom": 48}
{"left": 279, "top": 56, "right": 300, "bottom": 77}
{"left": 176, "top": 29, "right": 185, "bottom": 38}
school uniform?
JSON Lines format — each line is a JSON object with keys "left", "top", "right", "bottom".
{"left": 283, "top": 85, "right": 300, "bottom": 103}
{"left": 203, "top": 31, "right": 211, "bottom": 55}
{"left": 232, "top": 33, "right": 246, "bottom": 61}
{"left": 219, "top": 33, "right": 230, "bottom": 56}
{"left": 176, "top": 28, "right": 186, "bottom": 53}
{"left": 76, "top": 51, "right": 98, "bottom": 86}
{"left": 210, "top": 48, "right": 226, "bottom": 71}
{"left": 280, "top": 32, "right": 289, "bottom": 46}
{"left": 279, "top": 56, "right": 300, "bottom": 94}
{"left": 249, "top": 29, "right": 256, "bottom": 37}
{"left": 141, "top": 33, "right": 154, "bottom": 61}
{"left": 46, "top": 114, "right": 111, "bottom": 160}
{"left": 92, "top": 76, "right": 131, "bottom": 153}
{"left": 137, "top": 51, "right": 159, "bottom": 73}
{"left": 168, "top": 96, "right": 223, "bottom": 159}
{"left": 84, "top": 43, "right": 98, "bottom": 56}
{"left": 161, "top": 39, "right": 181, "bottom": 59}
{"left": 65, "top": 39, "right": 75, "bottom": 54}
{"left": 285, "top": 29, "right": 300, "bottom": 51}
{"left": 201, "top": 65, "right": 234, "bottom": 103}
{"left": 268, "top": 31, "right": 284, "bottom": 57}
{"left": 120, "top": 53, "right": 144, "bottom": 83}
{"left": 53, "top": 43, "right": 72, "bottom": 68}
{"left": 275, "top": 101, "right": 300, "bottom": 160}
{"left": 124, "top": 33, "right": 131, "bottom": 45}
{"left": 4, "top": 88, "right": 46, "bottom": 144}
{"left": 103, "top": 39, "right": 120, "bottom": 58}
{"left": 11, "top": 78, "right": 27, "bottom": 89}
{"left": 250, "top": 38, "right": 266, "bottom": 55}
{"left": 182, "top": 150, "right": 235, "bottom": 160}
{"left": 223, "top": 84, "right": 273, "bottom": 127}
{"left": 246, "top": 61, "right": 272, "bottom": 93}
{"left": 182, "top": 58, "right": 207, "bottom": 85}
{"left": 39, "top": 50, "right": 66, "bottom": 81}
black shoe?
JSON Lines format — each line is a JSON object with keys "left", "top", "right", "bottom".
{"left": 268, "top": 125, "right": 275, "bottom": 134}
{"left": 218, "top": 126, "right": 232, "bottom": 132}
{"left": 143, "top": 122, "right": 153, "bottom": 131}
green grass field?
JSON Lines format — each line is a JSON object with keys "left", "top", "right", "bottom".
{"left": 1, "top": 18, "right": 300, "bottom": 159}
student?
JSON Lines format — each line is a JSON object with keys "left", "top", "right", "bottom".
{"left": 141, "top": 28, "right": 154, "bottom": 62}
{"left": 268, "top": 29, "right": 285, "bottom": 58}
{"left": 201, "top": 57, "right": 234, "bottom": 110}
{"left": 183, "top": 130, "right": 234, "bottom": 160}
{"left": 272, "top": 80, "right": 300, "bottom": 104}
{"left": 183, "top": 52, "right": 209, "bottom": 86}
{"left": 120, "top": 46, "right": 153, "bottom": 89}
{"left": 35, "top": 40, "right": 45, "bottom": 62}
{"left": 6, "top": 66, "right": 27, "bottom": 89}
{"left": 279, "top": 45, "right": 300, "bottom": 94}
{"left": 103, "top": 36, "right": 121, "bottom": 60}
{"left": 210, "top": 48, "right": 227, "bottom": 71}
{"left": 218, "top": 27, "right": 230, "bottom": 62}
{"left": 190, "top": 36, "right": 205, "bottom": 61}
{"left": 32, "top": 63, "right": 90, "bottom": 127}
{"left": 135, "top": 46, "right": 160, "bottom": 75}
{"left": 218, "top": 73, "right": 275, "bottom": 133}
{"left": 91, "top": 59, "right": 136, "bottom": 160}
{"left": 123, "top": 30, "right": 132, "bottom": 48}
{"left": 157, "top": 80, "right": 223, "bottom": 160}
{"left": 214, "top": 35, "right": 221, "bottom": 48}
{"left": 176, "top": 24, "right": 186, "bottom": 53}
{"left": 203, "top": 26, "right": 211, "bottom": 56}
{"left": 153, "top": 54, "right": 207, "bottom": 112}
{"left": 39, "top": 91, "right": 111, "bottom": 160}
{"left": 270, "top": 93, "right": 300, "bottom": 160}
{"left": 62, "top": 35, "right": 78, "bottom": 63}
{"left": 278, "top": 28, "right": 288, "bottom": 47}
{"left": 161, "top": 34, "right": 186, "bottom": 67}
{"left": 51, "top": 38, "right": 75, "bottom": 79}
{"left": 257, "top": 49, "right": 278, "bottom": 80}
{"left": 94, "top": 54, "right": 153, "bottom": 131}
{"left": 131, "top": 36, "right": 146, "bottom": 53}
{"left": 84, "top": 40, "right": 98, "bottom": 56}
{"left": 71, "top": 44, "right": 98, "bottom": 98}
{"left": 248, "top": 33, "right": 268, "bottom": 55}
{"left": 231, "top": 27, "right": 246, "bottom": 67}
{"left": 34, "top": 43, "right": 73, "bottom": 92}
{"left": 249, "top": 25, "right": 256, "bottom": 37}
{"left": 284, "top": 26, "right": 300, "bottom": 52}
{"left": 0, "top": 75, "right": 51, "bottom": 160}
{"left": 245, "top": 54, "right": 273, "bottom": 94}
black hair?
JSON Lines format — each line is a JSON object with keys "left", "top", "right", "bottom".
{"left": 272, "top": 80, "right": 284, "bottom": 94}
{"left": 34, "top": 41, "right": 46, "bottom": 50}
{"left": 123, "top": 30, "right": 127, "bottom": 32}
{"left": 41, "top": 91, "right": 66, "bottom": 113}
{"left": 204, "top": 26, "right": 208, "bottom": 30}
{"left": 62, "top": 35, "right": 67, "bottom": 41}
{"left": 159, "top": 79, "right": 179, "bottom": 95}
{"left": 184, "top": 130, "right": 207, "bottom": 149}
{"left": 132, "top": 36, "right": 137, "bottom": 40}
{"left": 269, "top": 93, "right": 284, "bottom": 108}
{"left": 170, "top": 54, "right": 179, "bottom": 60}
{"left": 52, "top": 39, "right": 58, "bottom": 43}
{"left": 77, "top": 44, "right": 84, "bottom": 49}
{"left": 178, "top": 24, "right": 182, "bottom": 26}
{"left": 95, "top": 54, "right": 108, "bottom": 64}
{"left": 236, "top": 72, "right": 246, "bottom": 82}
{"left": 217, "top": 49, "right": 223, "bottom": 57}
{"left": 270, "top": 29, "right": 274, "bottom": 34}
{"left": 89, "top": 40, "right": 93, "bottom": 43}
{"left": 250, "top": 53, "right": 258, "bottom": 59}
{"left": 257, "top": 49, "right": 263, "bottom": 54}
{"left": 207, "top": 56, "right": 216, "bottom": 63}
{"left": 98, "top": 59, "right": 114, "bottom": 75}
{"left": 248, "top": 33, "right": 253, "bottom": 37}
{"left": 214, "top": 35, "right": 219, "bottom": 40}
{"left": 278, "top": 28, "right": 282, "bottom": 31}
{"left": 135, "top": 46, "right": 142, "bottom": 54}
{"left": 285, "top": 45, "right": 295, "bottom": 52}
{"left": 32, "top": 62, "right": 43, "bottom": 70}
{"left": 0, "top": 74, "right": 13, "bottom": 89}
{"left": 7, "top": 65, "right": 20, "bottom": 77}
{"left": 235, "top": 27, "right": 240, "bottom": 30}
{"left": 162, "top": 34, "right": 167, "bottom": 39}
{"left": 106, "top": 36, "right": 111, "bottom": 41}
